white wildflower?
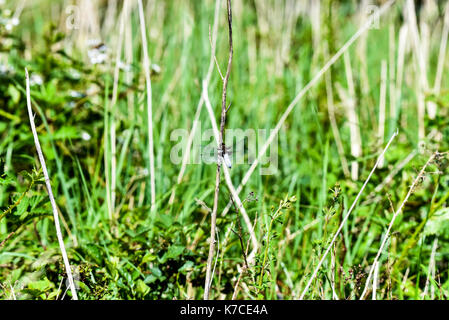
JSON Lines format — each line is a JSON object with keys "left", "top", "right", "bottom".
{"left": 118, "top": 60, "right": 131, "bottom": 72}
{"left": 81, "top": 131, "right": 91, "bottom": 141}
{"left": 30, "top": 74, "right": 43, "bottom": 86}
{"left": 0, "top": 63, "right": 13, "bottom": 75}
{"left": 87, "top": 39, "right": 108, "bottom": 65}
{"left": 151, "top": 63, "right": 161, "bottom": 74}
{"left": 3, "top": 17, "right": 19, "bottom": 31}
{"left": 70, "top": 90, "right": 84, "bottom": 98}
{"left": 88, "top": 49, "right": 107, "bottom": 65}
{"left": 69, "top": 69, "right": 81, "bottom": 80}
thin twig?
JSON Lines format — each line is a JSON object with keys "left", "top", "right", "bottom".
{"left": 209, "top": 228, "right": 221, "bottom": 292}
{"left": 204, "top": 0, "right": 233, "bottom": 300}
{"left": 56, "top": 276, "right": 64, "bottom": 300}
{"left": 232, "top": 212, "right": 257, "bottom": 300}
{"left": 0, "top": 231, "right": 15, "bottom": 248}
{"left": 202, "top": 82, "right": 258, "bottom": 259}
{"left": 25, "top": 68, "right": 78, "bottom": 300}
{"left": 230, "top": 196, "right": 249, "bottom": 270}
{"left": 372, "top": 261, "right": 379, "bottom": 300}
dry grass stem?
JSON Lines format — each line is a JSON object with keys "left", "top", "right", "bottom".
{"left": 137, "top": 0, "right": 156, "bottom": 207}
{"left": 25, "top": 68, "right": 78, "bottom": 300}
{"left": 204, "top": 0, "right": 234, "bottom": 300}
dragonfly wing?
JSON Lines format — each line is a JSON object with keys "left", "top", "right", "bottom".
{"left": 231, "top": 139, "right": 248, "bottom": 165}
{"left": 200, "top": 145, "right": 219, "bottom": 164}
{"left": 223, "top": 153, "right": 232, "bottom": 168}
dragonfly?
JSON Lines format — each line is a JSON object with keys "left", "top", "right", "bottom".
{"left": 199, "top": 139, "right": 248, "bottom": 169}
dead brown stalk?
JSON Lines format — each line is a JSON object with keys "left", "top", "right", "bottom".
{"left": 204, "top": 0, "right": 233, "bottom": 300}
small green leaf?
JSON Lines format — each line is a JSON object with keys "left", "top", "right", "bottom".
{"left": 425, "top": 208, "right": 449, "bottom": 236}
{"left": 178, "top": 261, "right": 194, "bottom": 273}
{"left": 8, "top": 85, "right": 21, "bottom": 105}
{"left": 136, "top": 279, "right": 150, "bottom": 296}
{"left": 160, "top": 245, "right": 185, "bottom": 262}
{"left": 27, "top": 278, "right": 54, "bottom": 292}
{"left": 142, "top": 252, "right": 157, "bottom": 264}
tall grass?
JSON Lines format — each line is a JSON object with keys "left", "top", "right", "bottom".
{"left": 0, "top": 0, "right": 448, "bottom": 300}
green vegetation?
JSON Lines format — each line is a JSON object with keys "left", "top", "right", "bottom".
{"left": 1, "top": 0, "right": 449, "bottom": 300}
